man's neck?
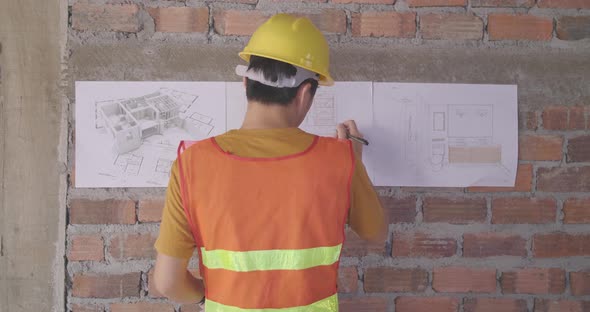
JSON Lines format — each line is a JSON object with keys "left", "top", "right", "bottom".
{"left": 241, "top": 101, "right": 298, "bottom": 129}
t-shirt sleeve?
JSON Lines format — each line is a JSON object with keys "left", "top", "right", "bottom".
{"left": 154, "top": 160, "right": 196, "bottom": 259}
{"left": 348, "top": 156, "right": 385, "bottom": 240}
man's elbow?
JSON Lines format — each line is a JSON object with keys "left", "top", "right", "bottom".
{"left": 153, "top": 269, "right": 180, "bottom": 300}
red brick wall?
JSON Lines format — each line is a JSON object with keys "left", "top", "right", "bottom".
{"left": 67, "top": 1, "right": 590, "bottom": 311}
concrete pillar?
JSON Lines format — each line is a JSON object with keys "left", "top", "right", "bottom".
{"left": 0, "top": 0, "right": 67, "bottom": 311}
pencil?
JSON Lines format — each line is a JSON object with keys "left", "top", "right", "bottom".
{"left": 347, "top": 134, "right": 369, "bottom": 146}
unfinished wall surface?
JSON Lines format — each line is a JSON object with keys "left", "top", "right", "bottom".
{"left": 66, "top": 1, "right": 590, "bottom": 312}
{"left": 0, "top": 0, "right": 68, "bottom": 311}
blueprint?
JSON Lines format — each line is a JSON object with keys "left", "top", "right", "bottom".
{"left": 371, "top": 83, "right": 518, "bottom": 187}
{"left": 76, "top": 81, "right": 517, "bottom": 188}
{"left": 75, "top": 81, "right": 226, "bottom": 188}
{"left": 227, "top": 82, "right": 373, "bottom": 135}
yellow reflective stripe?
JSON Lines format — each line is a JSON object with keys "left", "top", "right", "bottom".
{"left": 205, "top": 293, "right": 338, "bottom": 312}
{"left": 200, "top": 244, "right": 342, "bottom": 272}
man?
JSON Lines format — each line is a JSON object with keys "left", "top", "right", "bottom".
{"left": 153, "top": 14, "right": 384, "bottom": 311}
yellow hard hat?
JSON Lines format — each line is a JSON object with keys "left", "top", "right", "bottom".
{"left": 239, "top": 14, "right": 334, "bottom": 86}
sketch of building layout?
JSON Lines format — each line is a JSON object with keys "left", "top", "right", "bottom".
{"left": 76, "top": 81, "right": 227, "bottom": 188}
{"left": 372, "top": 83, "right": 517, "bottom": 187}
{"left": 77, "top": 81, "right": 516, "bottom": 188}
{"left": 97, "top": 88, "right": 213, "bottom": 154}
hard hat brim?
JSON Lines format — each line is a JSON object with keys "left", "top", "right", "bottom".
{"left": 239, "top": 52, "right": 334, "bottom": 87}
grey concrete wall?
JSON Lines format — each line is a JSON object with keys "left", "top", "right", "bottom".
{"left": 0, "top": 0, "right": 68, "bottom": 311}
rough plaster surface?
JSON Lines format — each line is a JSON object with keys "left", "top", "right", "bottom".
{"left": 0, "top": 0, "right": 68, "bottom": 311}
{"left": 69, "top": 43, "right": 590, "bottom": 110}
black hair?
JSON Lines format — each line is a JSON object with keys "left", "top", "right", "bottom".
{"left": 245, "top": 55, "right": 319, "bottom": 106}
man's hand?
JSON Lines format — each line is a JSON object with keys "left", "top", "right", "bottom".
{"left": 336, "top": 120, "right": 364, "bottom": 157}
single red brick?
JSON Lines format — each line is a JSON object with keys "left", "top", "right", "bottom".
{"left": 109, "top": 233, "right": 158, "bottom": 260}
{"left": 468, "top": 164, "right": 533, "bottom": 192}
{"left": 569, "top": 106, "right": 587, "bottom": 129}
{"left": 501, "top": 268, "right": 565, "bottom": 294}
{"left": 538, "top": 0, "right": 590, "bottom": 8}
{"left": 568, "top": 135, "right": 590, "bottom": 162}
{"left": 72, "top": 273, "right": 140, "bottom": 298}
{"left": 571, "top": 271, "right": 590, "bottom": 296}
{"left": 420, "top": 14, "right": 483, "bottom": 40}
{"left": 295, "top": 10, "right": 347, "bottom": 34}
{"left": 364, "top": 267, "right": 428, "bottom": 292}
{"left": 332, "top": 0, "right": 394, "bottom": 3}
{"left": 381, "top": 196, "right": 417, "bottom": 223}
{"left": 110, "top": 303, "right": 175, "bottom": 312}
{"left": 342, "top": 228, "right": 385, "bottom": 257}
{"left": 338, "top": 266, "right": 358, "bottom": 293}
{"left": 433, "top": 267, "right": 496, "bottom": 293}
{"left": 138, "top": 198, "right": 165, "bottom": 223}
{"left": 395, "top": 297, "right": 460, "bottom": 312}
{"left": 463, "top": 232, "right": 526, "bottom": 257}
{"left": 352, "top": 12, "right": 417, "bottom": 38}
{"left": 72, "top": 3, "right": 141, "bottom": 33}
{"left": 69, "top": 199, "right": 136, "bottom": 224}
{"left": 423, "top": 197, "right": 487, "bottom": 224}
{"left": 408, "top": 0, "right": 466, "bottom": 6}
{"left": 537, "top": 167, "right": 590, "bottom": 192}
{"left": 214, "top": 9, "right": 346, "bottom": 36}
{"left": 471, "top": 0, "right": 534, "bottom": 7}
{"left": 339, "top": 297, "right": 388, "bottom": 312}
{"left": 533, "top": 233, "right": 590, "bottom": 257}
{"left": 533, "top": 299, "right": 590, "bottom": 312}
{"left": 464, "top": 298, "right": 528, "bottom": 312}
{"left": 563, "top": 198, "right": 590, "bottom": 224}
{"left": 213, "top": 10, "right": 268, "bottom": 36}
{"left": 488, "top": 14, "right": 553, "bottom": 41}
{"left": 71, "top": 304, "right": 104, "bottom": 312}
{"left": 147, "top": 7, "right": 209, "bottom": 33}
{"left": 392, "top": 232, "right": 457, "bottom": 258}
{"left": 492, "top": 197, "right": 556, "bottom": 224}
{"left": 68, "top": 235, "right": 104, "bottom": 261}
{"left": 519, "top": 135, "right": 563, "bottom": 161}
{"left": 542, "top": 106, "right": 569, "bottom": 130}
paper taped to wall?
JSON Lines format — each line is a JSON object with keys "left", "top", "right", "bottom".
{"left": 75, "top": 81, "right": 226, "bottom": 188}
{"left": 76, "top": 81, "right": 517, "bottom": 188}
{"left": 371, "top": 83, "right": 518, "bottom": 187}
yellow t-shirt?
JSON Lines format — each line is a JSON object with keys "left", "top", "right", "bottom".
{"left": 155, "top": 127, "right": 384, "bottom": 259}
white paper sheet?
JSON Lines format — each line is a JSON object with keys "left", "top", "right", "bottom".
{"left": 76, "top": 81, "right": 517, "bottom": 188}
{"left": 371, "top": 83, "right": 518, "bottom": 187}
{"left": 75, "top": 81, "right": 226, "bottom": 188}
{"left": 225, "top": 82, "right": 374, "bottom": 134}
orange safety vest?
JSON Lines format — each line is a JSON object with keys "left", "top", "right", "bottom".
{"left": 177, "top": 135, "right": 355, "bottom": 311}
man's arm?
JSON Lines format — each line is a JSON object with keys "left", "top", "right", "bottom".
{"left": 153, "top": 253, "right": 205, "bottom": 304}
{"left": 337, "top": 120, "right": 387, "bottom": 242}
{"left": 153, "top": 160, "right": 205, "bottom": 303}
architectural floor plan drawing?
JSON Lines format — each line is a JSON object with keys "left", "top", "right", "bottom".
{"left": 77, "top": 81, "right": 516, "bottom": 188}
{"left": 371, "top": 83, "right": 517, "bottom": 187}
{"left": 76, "top": 81, "right": 226, "bottom": 188}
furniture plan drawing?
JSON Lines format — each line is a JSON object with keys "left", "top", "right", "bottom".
{"left": 76, "top": 81, "right": 226, "bottom": 188}
{"left": 372, "top": 83, "right": 517, "bottom": 187}
{"left": 77, "top": 81, "right": 516, "bottom": 188}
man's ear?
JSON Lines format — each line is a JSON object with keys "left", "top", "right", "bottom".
{"left": 295, "top": 82, "right": 313, "bottom": 111}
